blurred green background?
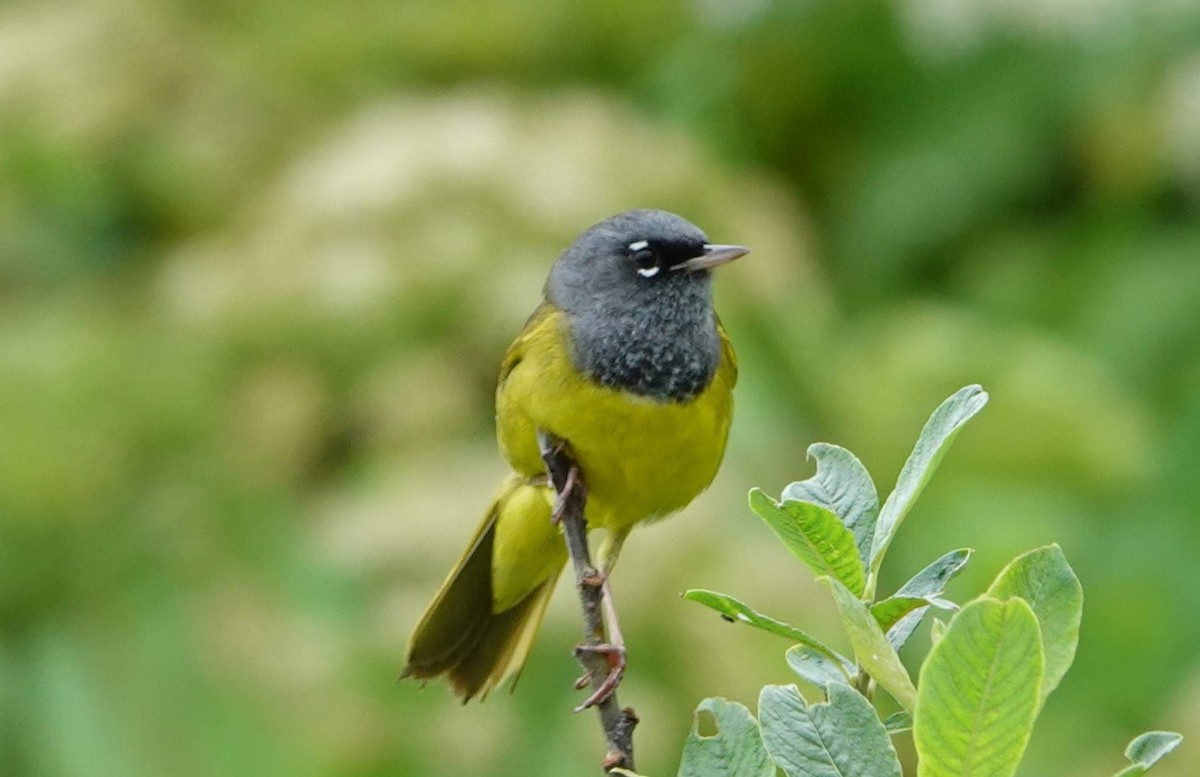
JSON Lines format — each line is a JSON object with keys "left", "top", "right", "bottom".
{"left": 2, "top": 0, "right": 1199, "bottom": 775}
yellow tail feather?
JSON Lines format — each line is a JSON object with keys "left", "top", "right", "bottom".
{"left": 402, "top": 476, "right": 566, "bottom": 701}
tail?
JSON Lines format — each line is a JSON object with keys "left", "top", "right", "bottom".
{"left": 401, "top": 475, "right": 566, "bottom": 701}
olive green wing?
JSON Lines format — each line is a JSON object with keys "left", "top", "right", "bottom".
{"left": 716, "top": 317, "right": 738, "bottom": 386}
{"left": 498, "top": 301, "right": 558, "bottom": 389}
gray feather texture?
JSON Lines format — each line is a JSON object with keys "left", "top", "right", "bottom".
{"left": 546, "top": 210, "right": 721, "bottom": 402}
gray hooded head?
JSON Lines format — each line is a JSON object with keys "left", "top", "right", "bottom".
{"left": 545, "top": 209, "right": 748, "bottom": 402}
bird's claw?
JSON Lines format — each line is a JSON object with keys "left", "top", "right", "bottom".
{"left": 550, "top": 463, "right": 584, "bottom": 524}
{"left": 537, "top": 431, "right": 585, "bottom": 525}
{"left": 572, "top": 643, "right": 626, "bottom": 711}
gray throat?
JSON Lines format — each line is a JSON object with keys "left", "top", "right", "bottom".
{"left": 563, "top": 279, "right": 721, "bottom": 402}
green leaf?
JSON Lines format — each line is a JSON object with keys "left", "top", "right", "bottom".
{"left": 869, "top": 385, "right": 988, "bottom": 578}
{"left": 823, "top": 577, "right": 918, "bottom": 711}
{"left": 914, "top": 597, "right": 1043, "bottom": 777}
{"left": 785, "top": 644, "right": 855, "bottom": 689}
{"left": 683, "top": 589, "right": 848, "bottom": 665}
{"left": 896, "top": 548, "right": 974, "bottom": 598}
{"left": 678, "top": 697, "right": 774, "bottom": 777}
{"left": 751, "top": 488, "right": 866, "bottom": 596}
{"left": 1114, "top": 731, "right": 1184, "bottom": 776}
{"left": 883, "top": 711, "right": 913, "bottom": 734}
{"left": 781, "top": 442, "right": 879, "bottom": 566}
{"left": 887, "top": 549, "right": 973, "bottom": 652}
{"left": 759, "top": 683, "right": 903, "bottom": 777}
{"left": 871, "top": 596, "right": 941, "bottom": 633}
{"left": 930, "top": 618, "right": 948, "bottom": 646}
{"left": 986, "top": 544, "right": 1082, "bottom": 704}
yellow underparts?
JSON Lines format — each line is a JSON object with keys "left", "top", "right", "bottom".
{"left": 489, "top": 305, "right": 735, "bottom": 614}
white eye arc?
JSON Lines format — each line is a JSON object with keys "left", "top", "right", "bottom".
{"left": 629, "top": 239, "right": 660, "bottom": 277}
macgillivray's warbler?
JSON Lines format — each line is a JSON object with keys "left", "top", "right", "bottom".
{"left": 401, "top": 209, "right": 749, "bottom": 701}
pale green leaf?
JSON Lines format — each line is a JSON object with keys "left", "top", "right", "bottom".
{"left": 824, "top": 577, "right": 918, "bottom": 711}
{"left": 785, "top": 644, "right": 855, "bottom": 689}
{"left": 915, "top": 597, "right": 1043, "bottom": 777}
{"left": 759, "top": 683, "right": 903, "bottom": 777}
{"left": 896, "top": 549, "right": 974, "bottom": 598}
{"left": 683, "top": 589, "right": 847, "bottom": 665}
{"left": 1113, "top": 731, "right": 1183, "bottom": 777}
{"left": 871, "top": 596, "right": 938, "bottom": 633}
{"left": 987, "top": 544, "right": 1082, "bottom": 704}
{"left": 781, "top": 442, "right": 879, "bottom": 565}
{"left": 888, "top": 549, "right": 973, "bottom": 652}
{"left": 751, "top": 488, "right": 866, "bottom": 596}
{"left": 678, "top": 697, "right": 774, "bottom": 777}
{"left": 884, "top": 711, "right": 913, "bottom": 734}
{"left": 870, "top": 385, "right": 988, "bottom": 576}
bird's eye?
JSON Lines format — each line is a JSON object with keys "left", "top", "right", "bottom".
{"left": 629, "top": 243, "right": 660, "bottom": 278}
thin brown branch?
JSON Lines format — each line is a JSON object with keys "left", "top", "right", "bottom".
{"left": 540, "top": 432, "right": 638, "bottom": 774}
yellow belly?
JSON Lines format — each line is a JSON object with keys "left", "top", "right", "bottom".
{"left": 495, "top": 306, "right": 735, "bottom": 533}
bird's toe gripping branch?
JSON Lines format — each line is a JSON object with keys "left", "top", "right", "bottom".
{"left": 552, "top": 465, "right": 585, "bottom": 524}
{"left": 535, "top": 428, "right": 637, "bottom": 772}
{"left": 573, "top": 642, "right": 627, "bottom": 711}
{"left": 537, "top": 431, "right": 586, "bottom": 524}
{"left": 573, "top": 574, "right": 627, "bottom": 710}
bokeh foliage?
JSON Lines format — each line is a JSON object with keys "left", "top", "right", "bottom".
{"left": 1, "top": 0, "right": 1198, "bottom": 775}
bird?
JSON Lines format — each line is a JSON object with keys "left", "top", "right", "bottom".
{"left": 401, "top": 209, "right": 748, "bottom": 702}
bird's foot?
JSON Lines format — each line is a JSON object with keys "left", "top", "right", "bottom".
{"left": 537, "top": 430, "right": 586, "bottom": 524}
{"left": 550, "top": 463, "right": 584, "bottom": 524}
{"left": 572, "top": 643, "right": 626, "bottom": 711}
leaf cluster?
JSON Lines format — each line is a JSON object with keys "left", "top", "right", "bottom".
{"left": 662, "top": 386, "right": 1179, "bottom": 777}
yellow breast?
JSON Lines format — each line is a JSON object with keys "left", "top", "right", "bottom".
{"left": 495, "top": 304, "right": 736, "bottom": 533}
